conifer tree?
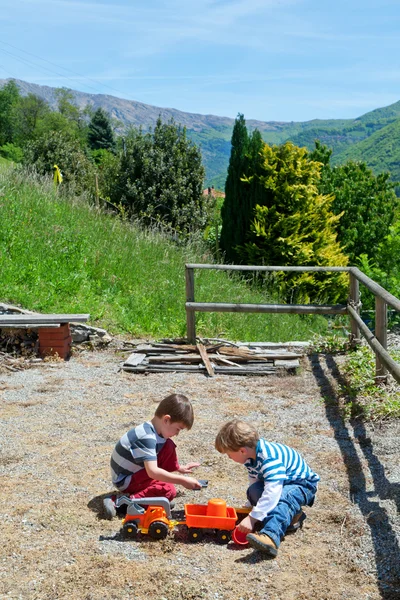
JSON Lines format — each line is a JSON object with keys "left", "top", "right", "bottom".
{"left": 87, "top": 108, "right": 115, "bottom": 152}
{"left": 220, "top": 114, "right": 249, "bottom": 262}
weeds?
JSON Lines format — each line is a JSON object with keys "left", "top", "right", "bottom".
{"left": 341, "top": 346, "right": 400, "bottom": 420}
{"left": 0, "top": 166, "right": 329, "bottom": 342}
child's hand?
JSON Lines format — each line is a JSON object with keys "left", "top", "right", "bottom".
{"left": 237, "top": 515, "right": 257, "bottom": 534}
{"left": 178, "top": 462, "right": 201, "bottom": 474}
{"left": 182, "top": 477, "right": 203, "bottom": 490}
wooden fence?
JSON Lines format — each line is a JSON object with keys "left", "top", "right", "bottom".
{"left": 185, "top": 264, "right": 400, "bottom": 384}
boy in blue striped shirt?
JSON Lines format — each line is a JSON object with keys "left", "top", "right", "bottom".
{"left": 215, "top": 420, "right": 319, "bottom": 557}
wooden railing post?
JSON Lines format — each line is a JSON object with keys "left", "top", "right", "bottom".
{"left": 349, "top": 271, "right": 360, "bottom": 346}
{"left": 375, "top": 296, "right": 387, "bottom": 381}
{"left": 185, "top": 266, "right": 196, "bottom": 343}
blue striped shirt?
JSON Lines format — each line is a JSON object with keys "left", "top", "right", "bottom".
{"left": 245, "top": 439, "right": 320, "bottom": 485}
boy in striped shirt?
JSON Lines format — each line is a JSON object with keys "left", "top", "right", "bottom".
{"left": 215, "top": 419, "right": 319, "bottom": 557}
{"left": 104, "top": 394, "right": 202, "bottom": 518}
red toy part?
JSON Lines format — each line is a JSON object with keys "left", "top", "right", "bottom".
{"left": 232, "top": 526, "right": 249, "bottom": 547}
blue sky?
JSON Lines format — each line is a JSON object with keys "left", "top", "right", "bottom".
{"left": 1, "top": 0, "right": 399, "bottom": 122}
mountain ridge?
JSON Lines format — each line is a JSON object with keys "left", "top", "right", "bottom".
{"left": 1, "top": 78, "right": 399, "bottom": 188}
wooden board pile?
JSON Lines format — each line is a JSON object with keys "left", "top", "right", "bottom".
{"left": 121, "top": 340, "right": 304, "bottom": 377}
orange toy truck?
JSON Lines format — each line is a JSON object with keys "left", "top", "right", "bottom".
{"left": 118, "top": 496, "right": 249, "bottom": 544}
{"left": 120, "top": 496, "right": 174, "bottom": 540}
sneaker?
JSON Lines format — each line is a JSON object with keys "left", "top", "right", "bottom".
{"left": 103, "top": 496, "right": 116, "bottom": 519}
{"left": 246, "top": 532, "right": 278, "bottom": 557}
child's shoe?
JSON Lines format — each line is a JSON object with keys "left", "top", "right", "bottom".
{"left": 246, "top": 532, "right": 278, "bottom": 557}
{"left": 103, "top": 495, "right": 117, "bottom": 519}
{"left": 286, "top": 510, "right": 306, "bottom": 533}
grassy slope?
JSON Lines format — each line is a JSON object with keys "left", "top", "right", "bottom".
{"left": 0, "top": 166, "right": 329, "bottom": 342}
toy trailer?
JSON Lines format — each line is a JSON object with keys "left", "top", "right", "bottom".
{"left": 184, "top": 498, "right": 238, "bottom": 543}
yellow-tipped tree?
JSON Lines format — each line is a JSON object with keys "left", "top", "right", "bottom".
{"left": 239, "top": 142, "right": 349, "bottom": 303}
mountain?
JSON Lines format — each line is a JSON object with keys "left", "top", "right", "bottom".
{"left": 1, "top": 78, "right": 400, "bottom": 188}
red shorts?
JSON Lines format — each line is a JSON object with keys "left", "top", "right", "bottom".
{"left": 122, "top": 438, "right": 179, "bottom": 501}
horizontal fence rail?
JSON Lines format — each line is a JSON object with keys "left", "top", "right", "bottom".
{"left": 185, "top": 264, "right": 400, "bottom": 385}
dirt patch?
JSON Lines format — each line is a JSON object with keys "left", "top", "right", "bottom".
{"left": 0, "top": 347, "right": 399, "bottom": 600}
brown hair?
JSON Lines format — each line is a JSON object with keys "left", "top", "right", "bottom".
{"left": 215, "top": 420, "right": 259, "bottom": 453}
{"left": 154, "top": 393, "right": 194, "bottom": 429}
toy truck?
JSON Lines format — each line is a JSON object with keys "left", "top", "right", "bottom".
{"left": 118, "top": 496, "right": 244, "bottom": 545}
{"left": 118, "top": 496, "right": 175, "bottom": 540}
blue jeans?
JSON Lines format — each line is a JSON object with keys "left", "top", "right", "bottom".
{"left": 247, "top": 479, "right": 318, "bottom": 548}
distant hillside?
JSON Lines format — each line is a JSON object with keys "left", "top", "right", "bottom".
{"left": 333, "top": 118, "right": 400, "bottom": 183}
{"left": 1, "top": 78, "right": 400, "bottom": 188}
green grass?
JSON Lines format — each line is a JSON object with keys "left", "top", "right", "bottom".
{"left": 0, "top": 166, "right": 330, "bottom": 341}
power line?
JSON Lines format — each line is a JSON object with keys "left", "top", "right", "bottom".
{"left": 0, "top": 62, "right": 16, "bottom": 79}
{"left": 0, "top": 46, "right": 104, "bottom": 96}
{"left": 0, "top": 39, "right": 135, "bottom": 100}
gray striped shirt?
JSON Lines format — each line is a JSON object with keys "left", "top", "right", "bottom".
{"left": 110, "top": 421, "right": 166, "bottom": 490}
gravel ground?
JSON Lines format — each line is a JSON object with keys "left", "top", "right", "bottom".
{"left": 0, "top": 342, "right": 399, "bottom": 600}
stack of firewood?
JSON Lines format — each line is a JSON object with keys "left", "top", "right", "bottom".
{"left": 0, "top": 328, "right": 39, "bottom": 358}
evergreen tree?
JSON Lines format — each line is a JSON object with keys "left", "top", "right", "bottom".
{"left": 239, "top": 142, "right": 349, "bottom": 302}
{"left": 220, "top": 114, "right": 249, "bottom": 262}
{"left": 87, "top": 108, "right": 115, "bottom": 152}
{"left": 310, "top": 141, "right": 399, "bottom": 264}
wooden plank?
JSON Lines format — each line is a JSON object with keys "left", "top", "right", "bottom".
{"left": 122, "top": 365, "right": 277, "bottom": 375}
{"left": 350, "top": 267, "right": 400, "bottom": 312}
{"left": 215, "top": 354, "right": 241, "bottom": 367}
{"left": 347, "top": 304, "right": 400, "bottom": 384}
{"left": 147, "top": 354, "right": 201, "bottom": 363}
{"left": 275, "top": 359, "right": 300, "bottom": 369}
{"left": 238, "top": 341, "right": 310, "bottom": 348}
{"left": 185, "top": 266, "right": 196, "bottom": 343}
{"left": 123, "top": 353, "right": 147, "bottom": 367}
{"left": 196, "top": 343, "right": 215, "bottom": 377}
{"left": 0, "top": 314, "right": 90, "bottom": 324}
{"left": 186, "top": 263, "right": 350, "bottom": 273}
{"left": 122, "top": 364, "right": 206, "bottom": 373}
{"left": 186, "top": 302, "right": 347, "bottom": 315}
{"left": 217, "top": 346, "right": 302, "bottom": 360}
{"left": 0, "top": 324, "right": 60, "bottom": 329}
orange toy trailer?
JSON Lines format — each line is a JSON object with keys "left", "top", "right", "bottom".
{"left": 120, "top": 496, "right": 175, "bottom": 540}
{"left": 185, "top": 498, "right": 238, "bottom": 543}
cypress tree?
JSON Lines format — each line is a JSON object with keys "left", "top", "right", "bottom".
{"left": 220, "top": 114, "right": 249, "bottom": 262}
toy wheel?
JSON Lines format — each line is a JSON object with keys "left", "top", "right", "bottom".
{"left": 216, "top": 529, "right": 231, "bottom": 544}
{"left": 149, "top": 521, "right": 169, "bottom": 540}
{"left": 122, "top": 521, "right": 139, "bottom": 539}
{"left": 187, "top": 528, "right": 204, "bottom": 542}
